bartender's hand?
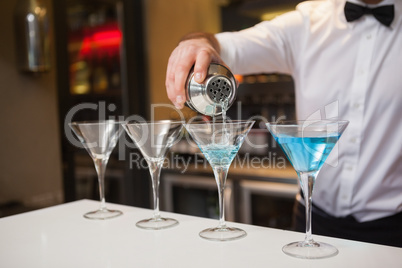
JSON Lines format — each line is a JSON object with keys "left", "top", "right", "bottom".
{"left": 166, "top": 32, "right": 224, "bottom": 109}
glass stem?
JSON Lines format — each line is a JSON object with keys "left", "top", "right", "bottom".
{"left": 213, "top": 166, "right": 229, "bottom": 228}
{"left": 299, "top": 171, "right": 317, "bottom": 245}
{"left": 148, "top": 160, "right": 163, "bottom": 220}
{"left": 94, "top": 158, "right": 108, "bottom": 211}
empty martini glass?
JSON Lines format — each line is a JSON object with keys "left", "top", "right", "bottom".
{"left": 123, "top": 120, "right": 184, "bottom": 229}
{"left": 185, "top": 120, "right": 255, "bottom": 241}
{"left": 69, "top": 120, "right": 124, "bottom": 220}
{"left": 267, "top": 120, "right": 349, "bottom": 259}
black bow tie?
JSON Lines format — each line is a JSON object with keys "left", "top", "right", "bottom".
{"left": 344, "top": 2, "right": 394, "bottom": 27}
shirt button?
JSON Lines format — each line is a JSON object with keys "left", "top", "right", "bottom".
{"left": 353, "top": 103, "right": 361, "bottom": 109}
{"left": 366, "top": 34, "right": 372, "bottom": 40}
{"left": 346, "top": 165, "right": 354, "bottom": 171}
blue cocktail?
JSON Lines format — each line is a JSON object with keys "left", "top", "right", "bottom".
{"left": 199, "top": 144, "right": 240, "bottom": 167}
{"left": 185, "top": 120, "right": 255, "bottom": 241}
{"left": 267, "top": 120, "right": 348, "bottom": 259}
{"left": 275, "top": 135, "right": 340, "bottom": 172}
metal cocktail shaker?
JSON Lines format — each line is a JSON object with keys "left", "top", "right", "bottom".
{"left": 185, "top": 63, "right": 237, "bottom": 116}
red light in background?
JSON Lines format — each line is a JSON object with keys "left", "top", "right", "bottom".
{"left": 78, "top": 24, "right": 122, "bottom": 58}
{"left": 92, "top": 30, "right": 122, "bottom": 48}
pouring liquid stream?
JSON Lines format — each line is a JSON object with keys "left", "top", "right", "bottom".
{"left": 212, "top": 98, "right": 229, "bottom": 145}
{"left": 203, "top": 99, "right": 237, "bottom": 169}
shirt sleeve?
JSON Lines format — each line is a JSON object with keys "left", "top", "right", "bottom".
{"left": 215, "top": 8, "right": 306, "bottom": 76}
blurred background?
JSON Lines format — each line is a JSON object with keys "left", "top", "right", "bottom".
{"left": 0, "top": 0, "right": 301, "bottom": 229}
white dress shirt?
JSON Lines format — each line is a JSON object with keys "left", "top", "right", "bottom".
{"left": 216, "top": 0, "right": 402, "bottom": 222}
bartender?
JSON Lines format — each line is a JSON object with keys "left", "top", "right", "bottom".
{"left": 165, "top": 0, "right": 402, "bottom": 247}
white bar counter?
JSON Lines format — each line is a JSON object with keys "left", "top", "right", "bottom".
{"left": 0, "top": 200, "right": 400, "bottom": 268}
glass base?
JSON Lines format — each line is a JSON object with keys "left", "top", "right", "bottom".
{"left": 199, "top": 226, "right": 247, "bottom": 241}
{"left": 136, "top": 217, "right": 179, "bottom": 230}
{"left": 84, "top": 208, "right": 123, "bottom": 220}
{"left": 282, "top": 240, "right": 339, "bottom": 259}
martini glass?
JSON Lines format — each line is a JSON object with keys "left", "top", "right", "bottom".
{"left": 123, "top": 120, "right": 184, "bottom": 230}
{"left": 185, "top": 120, "right": 255, "bottom": 241}
{"left": 69, "top": 120, "right": 124, "bottom": 220}
{"left": 267, "top": 120, "right": 349, "bottom": 259}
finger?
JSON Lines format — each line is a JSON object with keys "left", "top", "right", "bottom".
{"left": 166, "top": 48, "right": 187, "bottom": 109}
{"left": 174, "top": 58, "right": 195, "bottom": 109}
{"left": 193, "top": 50, "right": 212, "bottom": 83}
{"left": 166, "top": 52, "right": 178, "bottom": 105}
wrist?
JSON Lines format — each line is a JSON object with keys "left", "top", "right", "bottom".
{"left": 179, "top": 32, "right": 220, "bottom": 53}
